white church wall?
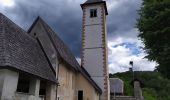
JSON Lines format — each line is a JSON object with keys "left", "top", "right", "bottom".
{"left": 84, "top": 48, "right": 104, "bottom": 77}
{"left": 0, "top": 69, "right": 19, "bottom": 100}
{"left": 85, "top": 5, "right": 102, "bottom": 25}
{"left": 84, "top": 25, "right": 103, "bottom": 48}
{"left": 82, "top": 2, "right": 110, "bottom": 100}
{"left": 92, "top": 77, "right": 105, "bottom": 91}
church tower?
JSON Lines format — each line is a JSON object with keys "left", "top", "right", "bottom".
{"left": 81, "top": 0, "right": 109, "bottom": 100}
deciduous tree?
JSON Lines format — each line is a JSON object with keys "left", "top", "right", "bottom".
{"left": 137, "top": 0, "right": 170, "bottom": 78}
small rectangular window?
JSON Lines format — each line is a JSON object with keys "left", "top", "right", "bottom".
{"left": 39, "top": 81, "right": 46, "bottom": 96}
{"left": 78, "top": 90, "right": 83, "bottom": 100}
{"left": 90, "top": 9, "right": 97, "bottom": 18}
{"left": 16, "top": 74, "right": 30, "bottom": 93}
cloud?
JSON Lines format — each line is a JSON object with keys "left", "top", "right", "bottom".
{"left": 76, "top": 58, "right": 81, "bottom": 65}
{"left": 0, "top": 0, "right": 156, "bottom": 73}
{"left": 106, "top": 0, "right": 142, "bottom": 40}
{"left": 104, "top": 0, "right": 156, "bottom": 73}
{"left": 108, "top": 38, "right": 156, "bottom": 73}
{"left": 0, "top": 0, "right": 85, "bottom": 57}
{"left": 0, "top": 0, "right": 15, "bottom": 7}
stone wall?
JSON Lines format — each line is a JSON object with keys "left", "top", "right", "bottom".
{"left": 110, "top": 80, "right": 144, "bottom": 100}
{"left": 134, "top": 81, "right": 144, "bottom": 100}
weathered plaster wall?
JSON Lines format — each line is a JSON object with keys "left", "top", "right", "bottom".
{"left": 84, "top": 25, "right": 103, "bottom": 48}
{"left": 76, "top": 73, "right": 100, "bottom": 100}
{"left": 84, "top": 48, "right": 104, "bottom": 76}
{"left": 0, "top": 69, "right": 19, "bottom": 100}
{"left": 57, "top": 63, "right": 100, "bottom": 100}
{"left": 46, "top": 82, "right": 56, "bottom": 100}
{"left": 57, "top": 63, "right": 76, "bottom": 100}
{"left": 15, "top": 93, "right": 44, "bottom": 100}
{"left": 0, "top": 70, "right": 4, "bottom": 98}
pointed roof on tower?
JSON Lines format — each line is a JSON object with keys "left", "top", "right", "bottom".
{"left": 81, "top": 0, "right": 108, "bottom": 15}
{"left": 84, "top": 0, "right": 103, "bottom": 4}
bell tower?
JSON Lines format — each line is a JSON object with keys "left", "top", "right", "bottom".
{"left": 81, "top": 0, "right": 109, "bottom": 100}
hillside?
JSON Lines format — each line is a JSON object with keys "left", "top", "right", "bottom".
{"left": 109, "top": 71, "right": 170, "bottom": 100}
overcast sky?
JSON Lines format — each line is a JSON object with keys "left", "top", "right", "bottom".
{"left": 0, "top": 0, "right": 156, "bottom": 73}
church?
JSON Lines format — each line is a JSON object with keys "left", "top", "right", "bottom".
{"left": 0, "top": 0, "right": 110, "bottom": 100}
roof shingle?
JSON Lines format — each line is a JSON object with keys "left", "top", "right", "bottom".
{"left": 0, "top": 13, "right": 57, "bottom": 83}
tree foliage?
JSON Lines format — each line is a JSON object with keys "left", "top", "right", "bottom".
{"left": 109, "top": 71, "right": 170, "bottom": 100}
{"left": 137, "top": 0, "right": 170, "bottom": 78}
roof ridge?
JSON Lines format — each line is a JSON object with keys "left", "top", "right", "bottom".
{"left": 27, "top": 16, "right": 41, "bottom": 33}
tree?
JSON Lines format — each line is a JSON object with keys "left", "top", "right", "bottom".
{"left": 137, "top": 0, "right": 170, "bottom": 78}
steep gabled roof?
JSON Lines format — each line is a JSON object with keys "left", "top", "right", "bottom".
{"left": 0, "top": 13, "right": 57, "bottom": 83}
{"left": 28, "top": 17, "right": 102, "bottom": 93}
{"left": 81, "top": 0, "right": 108, "bottom": 15}
{"left": 28, "top": 17, "right": 80, "bottom": 71}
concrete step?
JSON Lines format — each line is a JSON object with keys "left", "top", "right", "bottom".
{"left": 111, "top": 96, "right": 136, "bottom": 100}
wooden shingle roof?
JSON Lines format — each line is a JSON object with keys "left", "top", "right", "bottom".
{"left": 0, "top": 13, "right": 57, "bottom": 83}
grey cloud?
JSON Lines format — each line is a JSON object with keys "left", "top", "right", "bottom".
{"left": 1, "top": 0, "right": 155, "bottom": 73}
{"left": 107, "top": 0, "right": 142, "bottom": 40}
{"left": 0, "top": 0, "right": 142, "bottom": 58}
{"left": 0, "top": 0, "right": 85, "bottom": 57}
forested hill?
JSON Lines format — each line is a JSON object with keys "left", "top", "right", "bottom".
{"left": 109, "top": 71, "right": 170, "bottom": 100}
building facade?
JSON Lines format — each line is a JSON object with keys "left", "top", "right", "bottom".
{"left": 0, "top": 0, "right": 110, "bottom": 100}
{"left": 81, "top": 0, "right": 110, "bottom": 100}
{"left": 0, "top": 13, "right": 56, "bottom": 100}
{"left": 28, "top": 16, "right": 102, "bottom": 100}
